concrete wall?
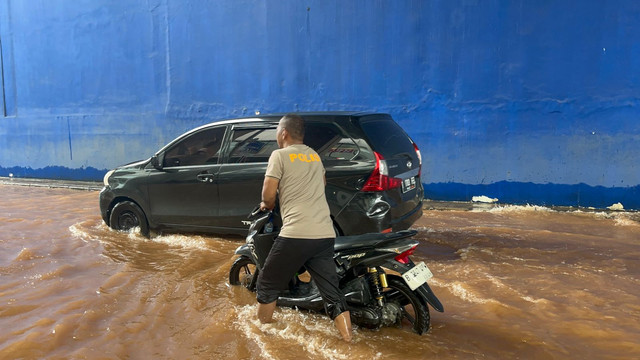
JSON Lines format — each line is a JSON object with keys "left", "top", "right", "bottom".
{"left": 1, "top": 0, "right": 639, "bottom": 209}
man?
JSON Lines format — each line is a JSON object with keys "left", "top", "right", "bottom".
{"left": 256, "top": 114, "right": 352, "bottom": 342}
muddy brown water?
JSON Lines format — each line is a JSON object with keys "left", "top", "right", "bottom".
{"left": 1, "top": 184, "right": 639, "bottom": 359}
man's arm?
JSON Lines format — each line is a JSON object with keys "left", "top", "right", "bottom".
{"left": 260, "top": 176, "right": 280, "bottom": 211}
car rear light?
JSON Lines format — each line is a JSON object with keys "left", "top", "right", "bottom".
{"left": 413, "top": 142, "right": 422, "bottom": 177}
{"left": 361, "top": 152, "right": 402, "bottom": 192}
{"left": 394, "top": 244, "right": 418, "bottom": 264}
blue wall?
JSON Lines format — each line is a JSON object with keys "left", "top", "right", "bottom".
{"left": 1, "top": 0, "right": 639, "bottom": 209}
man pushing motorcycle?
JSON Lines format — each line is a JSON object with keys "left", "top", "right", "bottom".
{"left": 256, "top": 114, "right": 353, "bottom": 342}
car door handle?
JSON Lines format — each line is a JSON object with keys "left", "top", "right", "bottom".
{"left": 196, "top": 173, "right": 216, "bottom": 183}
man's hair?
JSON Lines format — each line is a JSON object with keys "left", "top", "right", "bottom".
{"left": 280, "top": 114, "right": 305, "bottom": 141}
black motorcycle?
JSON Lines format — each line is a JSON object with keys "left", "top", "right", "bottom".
{"left": 228, "top": 207, "right": 444, "bottom": 334}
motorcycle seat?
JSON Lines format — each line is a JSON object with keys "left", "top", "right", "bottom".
{"left": 334, "top": 230, "right": 417, "bottom": 252}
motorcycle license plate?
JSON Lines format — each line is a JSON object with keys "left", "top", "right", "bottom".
{"left": 402, "top": 262, "right": 433, "bottom": 291}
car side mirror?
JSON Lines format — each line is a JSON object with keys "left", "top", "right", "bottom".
{"left": 151, "top": 154, "right": 164, "bottom": 170}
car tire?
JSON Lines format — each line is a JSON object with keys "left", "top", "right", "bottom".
{"left": 109, "top": 200, "right": 150, "bottom": 237}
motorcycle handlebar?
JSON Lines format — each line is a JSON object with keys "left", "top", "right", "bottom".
{"left": 248, "top": 205, "right": 270, "bottom": 219}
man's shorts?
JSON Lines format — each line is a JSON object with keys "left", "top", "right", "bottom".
{"left": 256, "top": 236, "right": 346, "bottom": 318}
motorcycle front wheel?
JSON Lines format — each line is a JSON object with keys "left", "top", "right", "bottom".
{"left": 229, "top": 256, "right": 258, "bottom": 292}
{"left": 383, "top": 275, "right": 431, "bottom": 334}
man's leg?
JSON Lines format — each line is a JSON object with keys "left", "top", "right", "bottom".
{"left": 333, "top": 311, "right": 353, "bottom": 342}
{"left": 257, "top": 301, "right": 277, "bottom": 324}
{"left": 304, "top": 238, "right": 352, "bottom": 342}
{"left": 256, "top": 237, "right": 306, "bottom": 323}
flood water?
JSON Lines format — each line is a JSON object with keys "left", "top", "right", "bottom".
{"left": 1, "top": 183, "right": 639, "bottom": 359}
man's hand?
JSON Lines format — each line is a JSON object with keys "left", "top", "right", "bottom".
{"left": 261, "top": 176, "right": 279, "bottom": 211}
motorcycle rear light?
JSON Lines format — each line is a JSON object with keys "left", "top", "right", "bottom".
{"left": 381, "top": 227, "right": 392, "bottom": 233}
{"left": 394, "top": 245, "right": 418, "bottom": 264}
{"left": 361, "top": 152, "right": 402, "bottom": 192}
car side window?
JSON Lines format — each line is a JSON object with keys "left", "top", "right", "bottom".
{"left": 305, "top": 123, "right": 372, "bottom": 162}
{"left": 163, "top": 127, "right": 226, "bottom": 167}
{"left": 227, "top": 128, "right": 279, "bottom": 163}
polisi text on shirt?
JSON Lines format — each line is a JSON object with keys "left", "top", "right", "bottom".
{"left": 289, "top": 153, "right": 321, "bottom": 163}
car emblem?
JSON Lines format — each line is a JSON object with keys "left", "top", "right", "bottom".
{"left": 407, "top": 160, "right": 412, "bottom": 169}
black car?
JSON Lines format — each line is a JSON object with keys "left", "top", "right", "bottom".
{"left": 100, "top": 112, "right": 424, "bottom": 237}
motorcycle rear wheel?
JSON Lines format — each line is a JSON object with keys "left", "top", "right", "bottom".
{"left": 229, "top": 256, "right": 258, "bottom": 292}
{"left": 384, "top": 275, "right": 431, "bottom": 334}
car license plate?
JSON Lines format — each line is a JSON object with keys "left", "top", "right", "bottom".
{"left": 402, "top": 176, "right": 417, "bottom": 193}
{"left": 402, "top": 262, "right": 433, "bottom": 291}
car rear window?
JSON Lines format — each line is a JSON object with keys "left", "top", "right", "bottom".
{"left": 305, "top": 123, "right": 373, "bottom": 162}
{"left": 359, "top": 117, "right": 415, "bottom": 159}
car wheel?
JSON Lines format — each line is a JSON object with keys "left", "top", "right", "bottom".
{"left": 109, "top": 200, "right": 149, "bottom": 237}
